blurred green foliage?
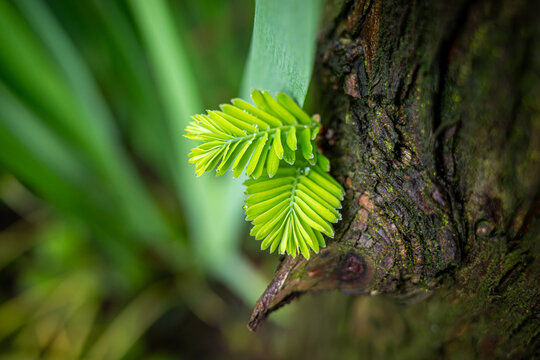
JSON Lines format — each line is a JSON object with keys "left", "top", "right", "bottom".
{"left": 0, "top": 0, "right": 327, "bottom": 358}
{"left": 241, "top": 0, "right": 322, "bottom": 104}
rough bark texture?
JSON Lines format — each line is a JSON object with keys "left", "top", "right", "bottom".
{"left": 250, "top": 0, "right": 540, "bottom": 357}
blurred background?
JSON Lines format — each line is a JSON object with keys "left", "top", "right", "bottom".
{"left": 0, "top": 0, "right": 360, "bottom": 359}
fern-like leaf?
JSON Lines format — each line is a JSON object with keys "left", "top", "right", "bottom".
{"left": 244, "top": 158, "right": 344, "bottom": 259}
{"left": 186, "top": 89, "right": 345, "bottom": 259}
{"left": 185, "top": 90, "right": 320, "bottom": 178}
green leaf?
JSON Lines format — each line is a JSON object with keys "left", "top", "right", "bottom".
{"left": 186, "top": 91, "right": 319, "bottom": 177}
{"left": 232, "top": 97, "right": 282, "bottom": 127}
{"left": 298, "top": 179, "right": 342, "bottom": 210}
{"left": 261, "top": 90, "right": 296, "bottom": 125}
{"left": 308, "top": 167, "right": 345, "bottom": 200}
{"left": 233, "top": 140, "right": 258, "bottom": 178}
{"left": 266, "top": 146, "right": 281, "bottom": 177}
{"left": 286, "top": 126, "right": 297, "bottom": 151}
{"left": 252, "top": 144, "right": 270, "bottom": 179}
{"left": 221, "top": 103, "right": 271, "bottom": 130}
{"left": 245, "top": 184, "right": 293, "bottom": 205}
{"left": 240, "top": 0, "right": 323, "bottom": 106}
{"left": 299, "top": 127, "right": 314, "bottom": 160}
{"left": 246, "top": 133, "right": 269, "bottom": 176}
{"left": 282, "top": 131, "right": 296, "bottom": 165}
{"left": 277, "top": 92, "right": 313, "bottom": 125}
{"left": 244, "top": 163, "right": 343, "bottom": 259}
{"left": 317, "top": 153, "right": 331, "bottom": 171}
{"left": 272, "top": 128, "right": 284, "bottom": 159}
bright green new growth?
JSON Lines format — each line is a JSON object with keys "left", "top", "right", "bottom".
{"left": 185, "top": 89, "right": 320, "bottom": 178}
{"left": 245, "top": 164, "right": 344, "bottom": 259}
{"left": 186, "top": 90, "right": 344, "bottom": 259}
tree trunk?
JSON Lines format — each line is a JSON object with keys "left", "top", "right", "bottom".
{"left": 249, "top": 0, "right": 540, "bottom": 357}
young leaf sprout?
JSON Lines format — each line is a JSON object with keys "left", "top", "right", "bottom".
{"left": 185, "top": 90, "right": 344, "bottom": 259}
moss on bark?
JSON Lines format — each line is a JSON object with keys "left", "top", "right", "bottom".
{"left": 250, "top": 0, "right": 539, "bottom": 356}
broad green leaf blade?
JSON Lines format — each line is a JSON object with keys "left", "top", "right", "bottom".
{"left": 240, "top": 0, "right": 322, "bottom": 106}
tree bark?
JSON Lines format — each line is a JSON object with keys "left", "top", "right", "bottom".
{"left": 249, "top": 0, "right": 540, "bottom": 357}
